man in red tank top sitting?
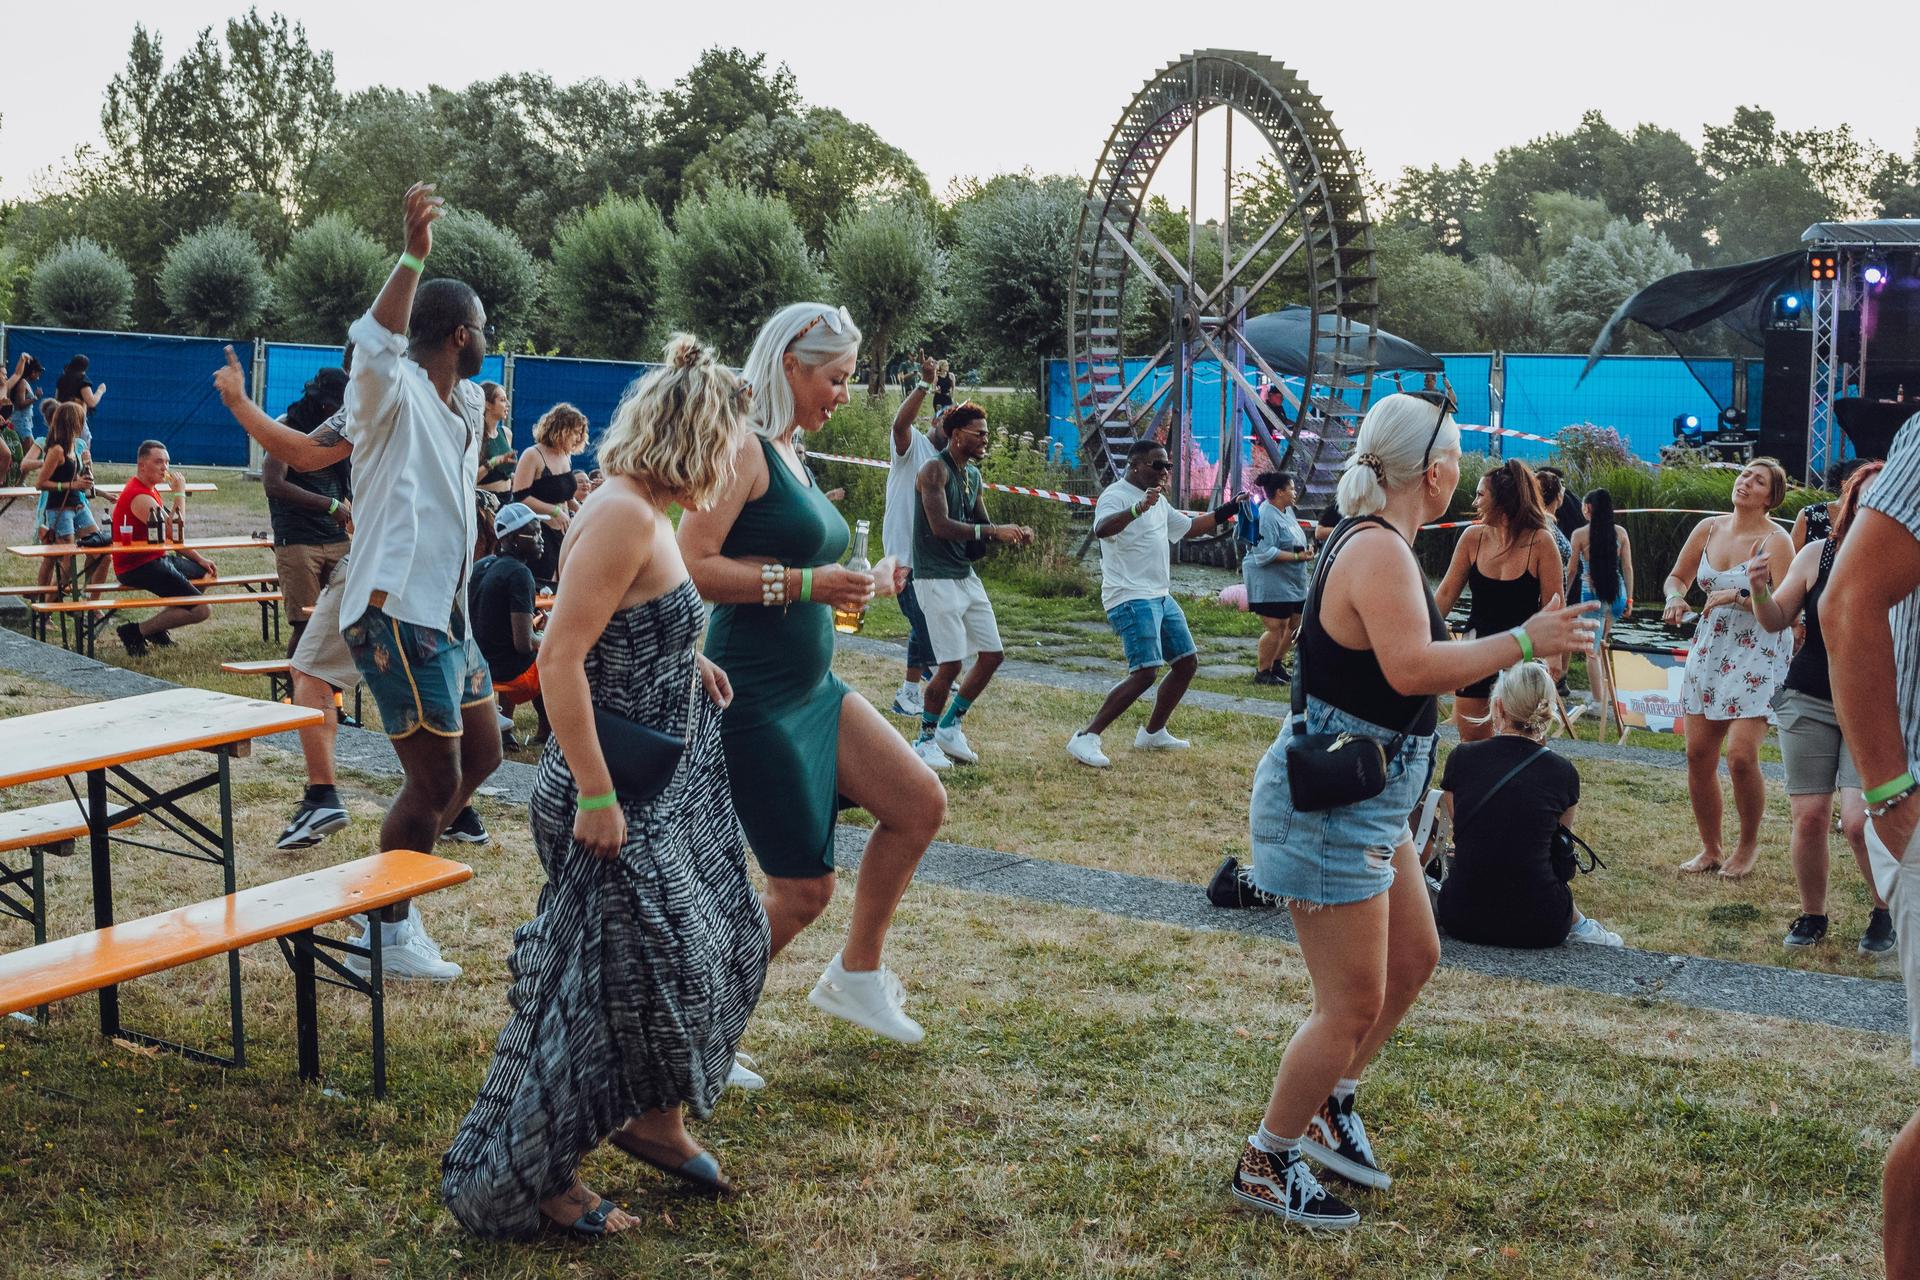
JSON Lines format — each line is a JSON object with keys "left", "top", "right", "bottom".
{"left": 110, "top": 440, "right": 217, "bottom": 656}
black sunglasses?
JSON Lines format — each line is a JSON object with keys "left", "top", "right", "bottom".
{"left": 1407, "top": 389, "right": 1457, "bottom": 472}
{"left": 1147, "top": 460, "right": 1172, "bottom": 472}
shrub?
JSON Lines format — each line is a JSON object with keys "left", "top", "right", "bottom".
{"left": 548, "top": 195, "right": 670, "bottom": 361}
{"left": 422, "top": 209, "right": 542, "bottom": 347}
{"left": 158, "top": 222, "right": 271, "bottom": 336}
{"left": 29, "top": 237, "right": 135, "bottom": 330}
{"left": 664, "top": 184, "right": 823, "bottom": 364}
{"left": 1554, "top": 423, "right": 1638, "bottom": 476}
{"left": 826, "top": 201, "right": 939, "bottom": 396}
{"left": 271, "top": 213, "right": 389, "bottom": 345}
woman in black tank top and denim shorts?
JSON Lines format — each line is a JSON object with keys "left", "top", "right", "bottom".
{"left": 1229, "top": 393, "right": 1600, "bottom": 1231}
{"left": 1746, "top": 461, "right": 1892, "bottom": 953}
{"left": 1434, "top": 460, "right": 1561, "bottom": 743}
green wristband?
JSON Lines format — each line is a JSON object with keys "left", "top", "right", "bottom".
{"left": 1509, "top": 625, "right": 1534, "bottom": 663}
{"left": 1753, "top": 584, "right": 1771, "bottom": 607}
{"left": 398, "top": 252, "right": 426, "bottom": 274}
{"left": 1865, "top": 772, "right": 1916, "bottom": 805}
{"left": 800, "top": 566, "right": 813, "bottom": 603}
{"left": 327, "top": 498, "right": 339, "bottom": 515}
{"left": 576, "top": 790, "right": 617, "bottom": 811}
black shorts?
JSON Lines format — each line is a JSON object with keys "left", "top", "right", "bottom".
{"left": 1249, "top": 600, "right": 1303, "bottom": 620}
{"left": 118, "top": 554, "right": 206, "bottom": 598}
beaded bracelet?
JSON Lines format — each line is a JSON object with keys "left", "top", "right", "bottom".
{"left": 760, "top": 561, "right": 788, "bottom": 607}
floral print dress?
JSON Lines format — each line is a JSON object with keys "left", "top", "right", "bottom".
{"left": 1681, "top": 557, "right": 1788, "bottom": 720}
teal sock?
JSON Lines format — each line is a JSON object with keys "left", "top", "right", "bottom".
{"left": 919, "top": 711, "right": 938, "bottom": 742}
{"left": 938, "top": 694, "right": 974, "bottom": 729}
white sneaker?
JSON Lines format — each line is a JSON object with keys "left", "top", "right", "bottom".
{"left": 808, "top": 953, "right": 925, "bottom": 1044}
{"left": 1567, "top": 916, "right": 1623, "bottom": 947}
{"left": 1066, "top": 732, "right": 1111, "bottom": 768}
{"left": 891, "top": 681, "right": 925, "bottom": 716}
{"left": 727, "top": 1052, "right": 765, "bottom": 1091}
{"left": 912, "top": 737, "right": 953, "bottom": 771}
{"left": 344, "top": 911, "right": 462, "bottom": 981}
{"left": 1134, "top": 726, "right": 1191, "bottom": 750}
{"left": 934, "top": 723, "right": 979, "bottom": 764}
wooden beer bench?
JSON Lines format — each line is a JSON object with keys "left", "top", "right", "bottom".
{"left": 32, "top": 591, "right": 285, "bottom": 655}
{"left": 0, "top": 851, "right": 472, "bottom": 1097}
{"left": 220, "top": 658, "right": 364, "bottom": 726}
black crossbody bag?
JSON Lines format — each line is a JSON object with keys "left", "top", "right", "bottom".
{"left": 591, "top": 672, "right": 700, "bottom": 805}
{"left": 1284, "top": 517, "right": 1431, "bottom": 812}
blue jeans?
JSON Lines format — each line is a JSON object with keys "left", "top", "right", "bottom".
{"left": 898, "top": 574, "right": 935, "bottom": 673}
{"left": 1249, "top": 695, "right": 1436, "bottom": 907}
{"left": 1106, "top": 596, "right": 1197, "bottom": 671}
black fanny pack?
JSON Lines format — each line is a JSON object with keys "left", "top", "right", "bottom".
{"left": 1284, "top": 517, "right": 1426, "bottom": 812}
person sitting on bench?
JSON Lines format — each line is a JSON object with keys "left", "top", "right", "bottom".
{"left": 469, "top": 501, "right": 550, "bottom": 749}
{"left": 111, "top": 440, "right": 216, "bottom": 657}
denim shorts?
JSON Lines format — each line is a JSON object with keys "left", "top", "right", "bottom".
{"left": 898, "top": 573, "right": 935, "bottom": 673}
{"left": 1107, "top": 596, "right": 1198, "bottom": 671}
{"left": 1248, "top": 695, "right": 1436, "bottom": 907}
{"left": 343, "top": 606, "right": 492, "bottom": 739}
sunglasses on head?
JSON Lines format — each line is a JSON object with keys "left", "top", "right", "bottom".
{"left": 1407, "top": 389, "right": 1457, "bottom": 473}
{"left": 793, "top": 306, "right": 853, "bottom": 343}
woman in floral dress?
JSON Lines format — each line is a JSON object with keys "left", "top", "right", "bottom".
{"left": 1662, "top": 459, "right": 1794, "bottom": 879}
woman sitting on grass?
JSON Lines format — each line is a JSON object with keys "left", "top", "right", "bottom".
{"left": 1436, "top": 662, "right": 1621, "bottom": 949}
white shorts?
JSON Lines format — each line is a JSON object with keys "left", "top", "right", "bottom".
{"left": 1871, "top": 818, "right": 1920, "bottom": 1066}
{"left": 913, "top": 573, "right": 1002, "bottom": 665}
{"left": 290, "top": 565, "right": 362, "bottom": 692}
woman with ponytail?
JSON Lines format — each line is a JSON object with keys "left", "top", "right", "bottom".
{"left": 1435, "top": 662, "right": 1621, "bottom": 949}
{"left": 1230, "top": 392, "right": 1598, "bottom": 1230}
{"left": 1566, "top": 488, "right": 1634, "bottom": 739}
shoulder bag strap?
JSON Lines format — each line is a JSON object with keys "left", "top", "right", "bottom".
{"left": 1453, "top": 745, "right": 1551, "bottom": 832}
{"left": 1291, "top": 514, "right": 1390, "bottom": 723}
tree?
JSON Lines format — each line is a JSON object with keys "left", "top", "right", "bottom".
{"left": 1382, "top": 160, "right": 1489, "bottom": 256}
{"left": 1475, "top": 256, "right": 1554, "bottom": 352}
{"left": 1529, "top": 192, "right": 1613, "bottom": 261}
{"left": 1710, "top": 164, "right": 1834, "bottom": 264}
{"left": 302, "top": 88, "right": 447, "bottom": 235}
{"left": 271, "top": 213, "right": 388, "bottom": 344}
{"left": 548, "top": 194, "right": 671, "bottom": 360}
{"left": 1546, "top": 219, "right": 1691, "bottom": 353}
{"left": 686, "top": 107, "right": 928, "bottom": 250}
{"left": 945, "top": 174, "right": 1081, "bottom": 390}
{"left": 826, "top": 201, "right": 940, "bottom": 395}
{"left": 422, "top": 210, "right": 542, "bottom": 347}
{"left": 648, "top": 48, "right": 799, "bottom": 211}
{"left": 1871, "top": 136, "right": 1920, "bottom": 218}
{"left": 158, "top": 221, "right": 270, "bottom": 335}
{"left": 29, "top": 237, "right": 135, "bottom": 330}
{"left": 662, "top": 185, "right": 822, "bottom": 364}
{"left": 1373, "top": 225, "right": 1486, "bottom": 354}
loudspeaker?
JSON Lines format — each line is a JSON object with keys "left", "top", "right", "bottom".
{"left": 1759, "top": 328, "right": 1812, "bottom": 477}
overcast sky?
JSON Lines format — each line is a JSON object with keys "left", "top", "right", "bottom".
{"left": 4, "top": 0, "right": 1914, "bottom": 211}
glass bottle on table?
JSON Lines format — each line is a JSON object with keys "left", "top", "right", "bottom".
{"left": 834, "top": 519, "right": 872, "bottom": 635}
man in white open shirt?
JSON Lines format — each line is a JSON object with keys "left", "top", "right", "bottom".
{"left": 1826, "top": 411, "right": 1920, "bottom": 1275}
{"left": 1067, "top": 438, "right": 1240, "bottom": 768}
{"left": 883, "top": 353, "right": 949, "bottom": 716}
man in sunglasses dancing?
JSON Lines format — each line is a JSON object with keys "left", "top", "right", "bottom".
{"left": 1068, "top": 438, "right": 1241, "bottom": 768}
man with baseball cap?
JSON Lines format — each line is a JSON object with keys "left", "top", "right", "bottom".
{"left": 470, "top": 500, "right": 550, "bottom": 748}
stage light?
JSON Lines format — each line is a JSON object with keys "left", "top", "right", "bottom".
{"left": 1673, "top": 413, "right": 1703, "bottom": 443}
{"left": 1809, "top": 251, "right": 1839, "bottom": 282}
{"left": 1772, "top": 293, "right": 1803, "bottom": 326}
{"left": 1783, "top": 294, "right": 1801, "bottom": 310}
{"left": 1864, "top": 263, "right": 1889, "bottom": 286}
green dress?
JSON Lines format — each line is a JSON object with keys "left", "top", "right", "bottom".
{"left": 704, "top": 437, "right": 852, "bottom": 878}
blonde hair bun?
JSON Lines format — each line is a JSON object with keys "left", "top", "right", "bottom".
{"left": 665, "top": 333, "right": 708, "bottom": 370}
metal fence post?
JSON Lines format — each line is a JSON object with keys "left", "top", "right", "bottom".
{"left": 1487, "top": 350, "right": 1506, "bottom": 460}
{"left": 502, "top": 351, "right": 515, "bottom": 429}
{"left": 245, "top": 337, "right": 266, "bottom": 479}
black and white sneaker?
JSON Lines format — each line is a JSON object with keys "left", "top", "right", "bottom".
{"left": 1861, "top": 907, "right": 1896, "bottom": 955}
{"left": 1207, "top": 856, "right": 1277, "bottom": 910}
{"left": 1784, "top": 913, "right": 1829, "bottom": 948}
{"left": 1230, "top": 1141, "right": 1360, "bottom": 1229}
{"left": 440, "top": 806, "right": 491, "bottom": 845}
{"left": 275, "top": 796, "right": 349, "bottom": 850}
{"left": 1302, "top": 1093, "right": 1392, "bottom": 1189}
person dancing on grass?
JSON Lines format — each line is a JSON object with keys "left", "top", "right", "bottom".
{"left": 679, "top": 302, "right": 944, "bottom": 1056}
{"left": 1824, "top": 415, "right": 1920, "bottom": 1277}
{"left": 1231, "top": 392, "right": 1596, "bottom": 1230}
{"left": 442, "top": 336, "right": 769, "bottom": 1239}
{"left": 1661, "top": 458, "right": 1793, "bottom": 878}
{"left": 1565, "top": 488, "right": 1633, "bottom": 742}
{"left": 1746, "top": 461, "right": 1893, "bottom": 954}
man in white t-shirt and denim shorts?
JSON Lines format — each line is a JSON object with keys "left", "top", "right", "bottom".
{"left": 1827, "top": 411, "right": 1920, "bottom": 1275}
{"left": 1067, "top": 438, "right": 1240, "bottom": 768}
{"left": 883, "top": 353, "right": 949, "bottom": 716}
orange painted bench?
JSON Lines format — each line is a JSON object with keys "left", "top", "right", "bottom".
{"left": 219, "top": 658, "right": 364, "bottom": 726}
{"left": 0, "top": 799, "right": 142, "bottom": 957}
{"left": 32, "top": 591, "right": 284, "bottom": 655}
{"left": 0, "top": 850, "right": 472, "bottom": 1096}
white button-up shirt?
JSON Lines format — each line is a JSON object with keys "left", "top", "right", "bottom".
{"left": 337, "top": 310, "right": 483, "bottom": 635}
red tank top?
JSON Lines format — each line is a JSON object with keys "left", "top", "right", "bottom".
{"left": 111, "top": 476, "right": 164, "bottom": 577}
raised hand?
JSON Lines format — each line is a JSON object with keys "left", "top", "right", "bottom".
{"left": 215, "top": 345, "right": 248, "bottom": 406}
{"left": 403, "top": 182, "right": 444, "bottom": 261}
{"left": 919, "top": 353, "right": 939, "bottom": 384}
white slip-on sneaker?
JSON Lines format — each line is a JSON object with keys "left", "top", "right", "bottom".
{"left": 912, "top": 737, "right": 953, "bottom": 771}
{"left": 891, "top": 681, "right": 925, "bottom": 716}
{"left": 345, "top": 913, "right": 462, "bottom": 981}
{"left": 934, "top": 723, "right": 979, "bottom": 764}
{"left": 1134, "top": 726, "right": 1191, "bottom": 750}
{"left": 1567, "top": 916, "right": 1623, "bottom": 947}
{"left": 808, "top": 953, "right": 925, "bottom": 1044}
{"left": 727, "top": 1052, "right": 766, "bottom": 1091}
{"left": 1066, "top": 732, "right": 1111, "bottom": 768}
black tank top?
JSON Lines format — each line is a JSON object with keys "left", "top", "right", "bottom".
{"left": 1463, "top": 532, "right": 1541, "bottom": 638}
{"left": 1301, "top": 517, "right": 1449, "bottom": 734}
{"left": 45, "top": 451, "right": 80, "bottom": 509}
{"left": 512, "top": 452, "right": 575, "bottom": 507}
{"left": 1785, "top": 539, "right": 1838, "bottom": 701}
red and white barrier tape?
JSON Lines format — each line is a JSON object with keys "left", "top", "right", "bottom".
{"left": 806, "top": 451, "right": 1097, "bottom": 507}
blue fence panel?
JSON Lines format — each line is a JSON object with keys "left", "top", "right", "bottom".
{"left": 1499, "top": 355, "right": 1730, "bottom": 463}
{"left": 2, "top": 326, "right": 247, "bottom": 465}
{"left": 506, "top": 356, "right": 651, "bottom": 469}
{"left": 265, "top": 342, "right": 503, "bottom": 425}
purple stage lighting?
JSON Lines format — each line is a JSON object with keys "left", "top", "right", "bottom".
{"left": 1864, "top": 264, "right": 1888, "bottom": 286}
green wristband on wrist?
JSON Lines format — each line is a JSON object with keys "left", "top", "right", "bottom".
{"left": 398, "top": 252, "right": 426, "bottom": 274}
{"left": 1509, "top": 626, "right": 1535, "bottom": 663}
{"left": 1753, "top": 584, "right": 1771, "bottom": 607}
{"left": 800, "top": 566, "right": 813, "bottom": 603}
{"left": 576, "top": 790, "right": 617, "bottom": 811}
{"left": 1865, "top": 772, "right": 1916, "bottom": 805}
{"left": 1129, "top": 503, "right": 1140, "bottom": 518}
{"left": 327, "top": 498, "right": 339, "bottom": 515}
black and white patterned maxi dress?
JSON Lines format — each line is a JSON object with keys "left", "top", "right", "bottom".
{"left": 441, "top": 579, "right": 770, "bottom": 1239}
